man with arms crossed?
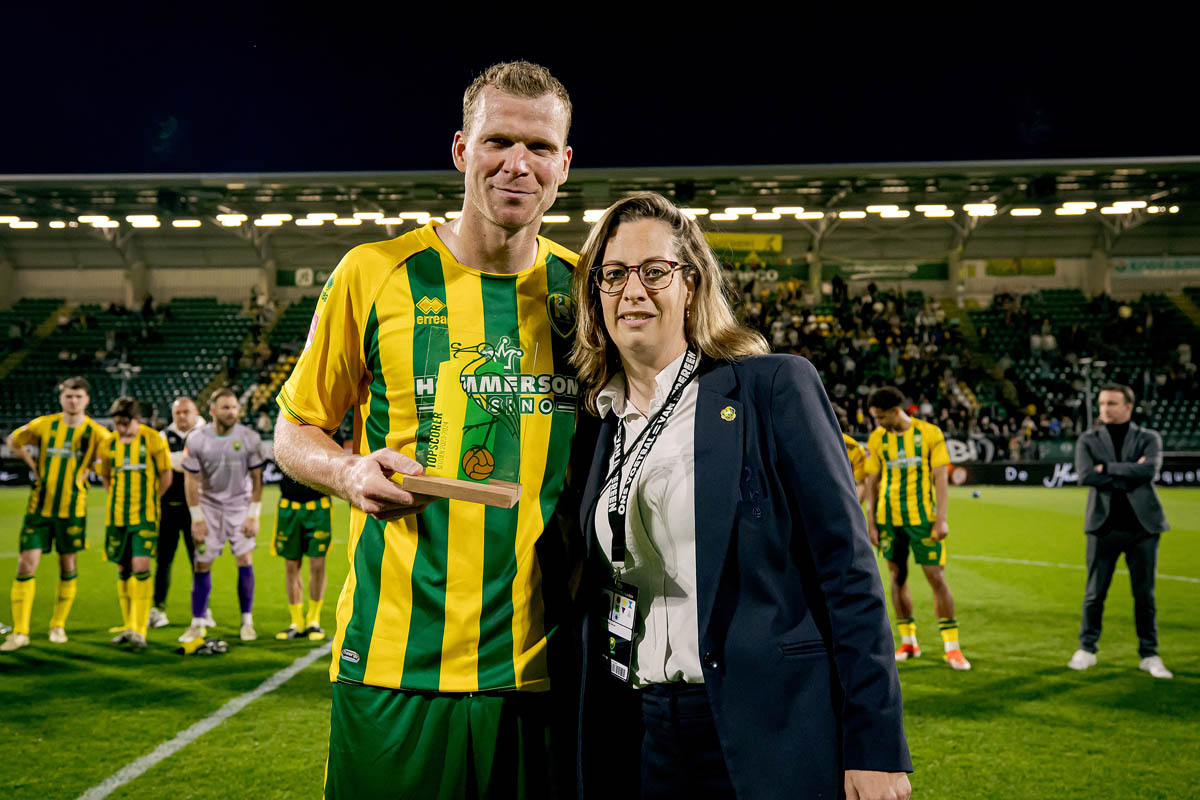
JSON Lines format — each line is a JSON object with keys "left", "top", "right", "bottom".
{"left": 1070, "top": 384, "right": 1172, "bottom": 678}
{"left": 2, "top": 377, "right": 108, "bottom": 652}
{"left": 864, "top": 386, "right": 971, "bottom": 671}
{"left": 150, "top": 396, "right": 207, "bottom": 629}
{"left": 97, "top": 397, "right": 173, "bottom": 649}
{"left": 275, "top": 61, "right": 581, "bottom": 797}
{"left": 180, "top": 388, "right": 265, "bottom": 643}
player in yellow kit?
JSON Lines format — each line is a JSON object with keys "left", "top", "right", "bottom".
{"left": 864, "top": 386, "right": 970, "bottom": 671}
{"left": 2, "top": 377, "right": 108, "bottom": 652}
{"left": 273, "top": 61, "right": 584, "bottom": 797}
{"left": 96, "top": 397, "right": 173, "bottom": 649}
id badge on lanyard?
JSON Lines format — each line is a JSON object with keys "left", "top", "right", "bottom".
{"left": 599, "top": 347, "right": 699, "bottom": 683}
{"left": 602, "top": 577, "right": 638, "bottom": 683}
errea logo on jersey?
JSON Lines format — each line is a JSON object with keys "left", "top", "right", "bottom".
{"left": 416, "top": 296, "right": 447, "bottom": 325}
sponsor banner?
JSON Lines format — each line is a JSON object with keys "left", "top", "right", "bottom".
{"left": 823, "top": 261, "right": 949, "bottom": 281}
{"left": 1113, "top": 256, "right": 1200, "bottom": 273}
{"left": 985, "top": 257, "right": 1056, "bottom": 277}
{"left": 277, "top": 267, "right": 333, "bottom": 288}
{"left": 705, "top": 232, "right": 783, "bottom": 254}
{"left": 947, "top": 458, "right": 1200, "bottom": 487}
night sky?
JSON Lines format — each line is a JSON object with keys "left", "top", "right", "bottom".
{"left": 4, "top": 9, "right": 1192, "bottom": 175}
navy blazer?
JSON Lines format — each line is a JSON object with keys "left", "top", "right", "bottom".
{"left": 577, "top": 354, "right": 911, "bottom": 800}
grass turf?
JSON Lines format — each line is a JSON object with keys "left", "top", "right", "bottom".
{"left": 0, "top": 485, "right": 1197, "bottom": 799}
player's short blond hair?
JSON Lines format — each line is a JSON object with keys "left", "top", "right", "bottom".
{"left": 462, "top": 61, "right": 572, "bottom": 139}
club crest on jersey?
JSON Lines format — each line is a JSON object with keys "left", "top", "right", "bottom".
{"left": 320, "top": 274, "right": 335, "bottom": 303}
{"left": 233, "top": 440, "right": 243, "bottom": 451}
{"left": 416, "top": 296, "right": 447, "bottom": 325}
{"left": 546, "top": 292, "right": 576, "bottom": 338}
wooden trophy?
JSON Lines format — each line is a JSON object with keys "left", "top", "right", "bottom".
{"left": 400, "top": 345, "right": 523, "bottom": 509}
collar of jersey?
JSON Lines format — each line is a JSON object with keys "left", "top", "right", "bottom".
{"left": 418, "top": 220, "right": 550, "bottom": 278}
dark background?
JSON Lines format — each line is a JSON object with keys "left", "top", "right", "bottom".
{"left": 4, "top": 8, "right": 1194, "bottom": 174}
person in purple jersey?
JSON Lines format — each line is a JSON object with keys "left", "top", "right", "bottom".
{"left": 179, "top": 388, "right": 265, "bottom": 643}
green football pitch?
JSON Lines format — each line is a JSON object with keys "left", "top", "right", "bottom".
{"left": 0, "top": 486, "right": 1197, "bottom": 799}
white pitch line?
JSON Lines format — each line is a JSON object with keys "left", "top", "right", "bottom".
{"left": 78, "top": 641, "right": 332, "bottom": 800}
{"left": 955, "top": 554, "right": 1200, "bottom": 584}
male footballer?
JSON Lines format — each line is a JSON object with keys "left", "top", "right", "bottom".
{"left": 274, "top": 61, "right": 583, "bottom": 797}
{"left": 864, "top": 386, "right": 971, "bottom": 671}
{"left": 151, "top": 396, "right": 207, "bottom": 629}
{"left": 2, "top": 377, "right": 108, "bottom": 652}
{"left": 97, "top": 397, "right": 172, "bottom": 649}
{"left": 180, "top": 388, "right": 265, "bottom": 643}
{"left": 273, "top": 468, "right": 332, "bottom": 642}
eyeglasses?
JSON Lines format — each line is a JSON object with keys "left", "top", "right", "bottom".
{"left": 592, "top": 260, "right": 688, "bottom": 294}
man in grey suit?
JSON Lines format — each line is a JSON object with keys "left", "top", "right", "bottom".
{"left": 1069, "top": 384, "right": 1172, "bottom": 678}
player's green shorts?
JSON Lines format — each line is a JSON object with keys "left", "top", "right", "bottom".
{"left": 326, "top": 682, "right": 555, "bottom": 800}
{"left": 273, "top": 497, "right": 332, "bottom": 560}
{"left": 105, "top": 522, "right": 158, "bottom": 562}
{"left": 879, "top": 521, "right": 946, "bottom": 566}
{"left": 19, "top": 513, "right": 87, "bottom": 554}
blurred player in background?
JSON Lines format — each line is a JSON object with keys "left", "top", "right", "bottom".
{"left": 180, "top": 389, "right": 265, "bottom": 643}
{"left": 273, "top": 466, "right": 333, "bottom": 642}
{"left": 97, "top": 397, "right": 172, "bottom": 649}
{"left": 864, "top": 386, "right": 971, "bottom": 671}
{"left": 150, "top": 396, "right": 207, "bottom": 629}
{"left": 2, "top": 377, "right": 108, "bottom": 652}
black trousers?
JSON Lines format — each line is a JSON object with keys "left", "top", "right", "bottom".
{"left": 155, "top": 503, "right": 194, "bottom": 609}
{"left": 639, "top": 683, "right": 734, "bottom": 800}
{"left": 1079, "top": 528, "right": 1160, "bottom": 658}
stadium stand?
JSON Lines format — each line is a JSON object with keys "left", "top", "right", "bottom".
{"left": 734, "top": 278, "right": 1200, "bottom": 455}
{"left": 0, "top": 297, "right": 252, "bottom": 429}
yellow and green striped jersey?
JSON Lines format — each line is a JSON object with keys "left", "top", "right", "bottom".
{"left": 97, "top": 424, "right": 172, "bottom": 526}
{"left": 842, "top": 433, "right": 866, "bottom": 483}
{"left": 864, "top": 418, "right": 950, "bottom": 525}
{"left": 278, "top": 221, "right": 580, "bottom": 694}
{"left": 11, "top": 413, "right": 108, "bottom": 519}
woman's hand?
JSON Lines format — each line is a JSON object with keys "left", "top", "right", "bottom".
{"left": 845, "top": 769, "right": 911, "bottom": 800}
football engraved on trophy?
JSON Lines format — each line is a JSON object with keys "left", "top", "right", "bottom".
{"left": 462, "top": 445, "right": 495, "bottom": 480}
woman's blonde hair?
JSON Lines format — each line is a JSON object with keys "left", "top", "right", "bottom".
{"left": 570, "top": 192, "right": 769, "bottom": 414}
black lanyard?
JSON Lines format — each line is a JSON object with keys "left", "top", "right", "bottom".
{"left": 605, "top": 347, "right": 699, "bottom": 570}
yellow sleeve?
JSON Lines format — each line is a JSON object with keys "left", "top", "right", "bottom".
{"left": 842, "top": 434, "right": 866, "bottom": 481}
{"left": 850, "top": 446, "right": 866, "bottom": 482}
{"left": 928, "top": 424, "right": 950, "bottom": 468}
{"left": 147, "top": 428, "right": 171, "bottom": 472}
{"left": 11, "top": 416, "right": 49, "bottom": 449}
{"left": 276, "top": 251, "right": 370, "bottom": 431}
{"left": 95, "top": 435, "right": 113, "bottom": 480}
{"left": 87, "top": 421, "right": 111, "bottom": 471}
{"left": 863, "top": 429, "right": 883, "bottom": 475}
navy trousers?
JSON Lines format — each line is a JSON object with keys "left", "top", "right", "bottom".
{"left": 639, "top": 683, "right": 734, "bottom": 800}
{"left": 1079, "top": 528, "right": 1160, "bottom": 658}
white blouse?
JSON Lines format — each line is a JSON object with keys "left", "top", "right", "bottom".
{"left": 594, "top": 350, "right": 702, "bottom": 686}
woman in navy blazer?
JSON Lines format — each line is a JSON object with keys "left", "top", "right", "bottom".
{"left": 570, "top": 193, "right": 912, "bottom": 800}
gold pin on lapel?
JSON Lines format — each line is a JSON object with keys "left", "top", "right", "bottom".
{"left": 720, "top": 406, "right": 736, "bottom": 421}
